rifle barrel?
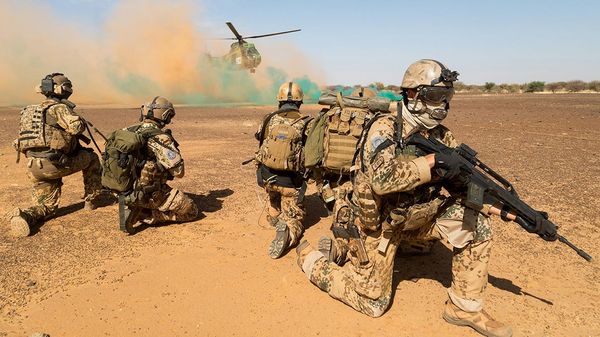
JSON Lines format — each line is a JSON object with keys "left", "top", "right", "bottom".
{"left": 558, "top": 235, "right": 593, "bottom": 262}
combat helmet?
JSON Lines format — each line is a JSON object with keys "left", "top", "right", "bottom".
{"left": 276, "top": 82, "right": 303, "bottom": 102}
{"left": 37, "top": 73, "right": 73, "bottom": 99}
{"left": 350, "top": 86, "right": 376, "bottom": 98}
{"left": 141, "top": 96, "right": 176, "bottom": 125}
{"left": 401, "top": 59, "right": 459, "bottom": 105}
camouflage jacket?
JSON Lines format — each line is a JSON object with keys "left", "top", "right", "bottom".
{"left": 135, "top": 121, "right": 184, "bottom": 185}
{"left": 352, "top": 109, "right": 458, "bottom": 231}
{"left": 17, "top": 98, "right": 85, "bottom": 155}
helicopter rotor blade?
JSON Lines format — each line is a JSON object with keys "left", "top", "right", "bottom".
{"left": 244, "top": 29, "right": 301, "bottom": 39}
{"left": 226, "top": 22, "right": 244, "bottom": 41}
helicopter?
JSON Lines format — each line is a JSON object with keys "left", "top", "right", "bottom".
{"left": 213, "top": 22, "right": 301, "bottom": 73}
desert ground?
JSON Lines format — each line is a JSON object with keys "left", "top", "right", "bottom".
{"left": 0, "top": 94, "right": 599, "bottom": 337}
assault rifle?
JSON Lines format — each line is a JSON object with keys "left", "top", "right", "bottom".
{"left": 406, "top": 133, "right": 592, "bottom": 262}
{"left": 241, "top": 157, "right": 255, "bottom": 165}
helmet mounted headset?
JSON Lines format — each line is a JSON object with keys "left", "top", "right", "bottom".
{"left": 40, "top": 72, "right": 73, "bottom": 99}
{"left": 140, "top": 96, "right": 175, "bottom": 125}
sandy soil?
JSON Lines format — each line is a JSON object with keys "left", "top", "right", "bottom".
{"left": 0, "top": 94, "right": 599, "bottom": 337}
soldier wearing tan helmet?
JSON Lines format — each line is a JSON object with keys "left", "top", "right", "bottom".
{"left": 254, "top": 82, "right": 313, "bottom": 258}
{"left": 104, "top": 96, "right": 199, "bottom": 231}
{"left": 8, "top": 73, "right": 104, "bottom": 237}
{"left": 297, "top": 60, "right": 513, "bottom": 337}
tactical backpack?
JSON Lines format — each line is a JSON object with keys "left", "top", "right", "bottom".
{"left": 256, "top": 111, "right": 310, "bottom": 172}
{"left": 305, "top": 92, "right": 390, "bottom": 174}
{"left": 101, "top": 126, "right": 162, "bottom": 193}
{"left": 15, "top": 101, "right": 60, "bottom": 155}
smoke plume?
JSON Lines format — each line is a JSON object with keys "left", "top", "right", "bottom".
{"left": 0, "top": 0, "right": 323, "bottom": 106}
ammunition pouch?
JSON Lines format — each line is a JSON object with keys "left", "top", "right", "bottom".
{"left": 402, "top": 197, "right": 447, "bottom": 231}
{"left": 26, "top": 149, "right": 67, "bottom": 166}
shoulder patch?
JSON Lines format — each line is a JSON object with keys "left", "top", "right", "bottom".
{"left": 370, "top": 135, "right": 387, "bottom": 150}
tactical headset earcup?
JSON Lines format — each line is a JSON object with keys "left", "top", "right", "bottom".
{"left": 40, "top": 77, "right": 54, "bottom": 95}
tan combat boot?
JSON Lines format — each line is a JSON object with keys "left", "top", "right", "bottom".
{"left": 443, "top": 300, "right": 512, "bottom": 337}
{"left": 8, "top": 208, "right": 31, "bottom": 237}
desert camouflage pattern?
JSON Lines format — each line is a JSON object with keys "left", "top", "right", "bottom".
{"left": 265, "top": 184, "right": 305, "bottom": 245}
{"left": 255, "top": 110, "right": 310, "bottom": 172}
{"left": 21, "top": 148, "right": 102, "bottom": 224}
{"left": 16, "top": 99, "right": 84, "bottom": 155}
{"left": 304, "top": 110, "right": 494, "bottom": 316}
{"left": 128, "top": 121, "right": 196, "bottom": 222}
{"left": 401, "top": 59, "right": 454, "bottom": 89}
{"left": 142, "top": 186, "right": 198, "bottom": 223}
{"left": 136, "top": 121, "right": 184, "bottom": 178}
{"left": 306, "top": 213, "right": 491, "bottom": 316}
{"left": 312, "top": 168, "right": 353, "bottom": 208}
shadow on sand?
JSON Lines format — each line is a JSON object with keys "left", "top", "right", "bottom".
{"left": 128, "top": 188, "right": 234, "bottom": 235}
{"left": 390, "top": 242, "right": 553, "bottom": 306}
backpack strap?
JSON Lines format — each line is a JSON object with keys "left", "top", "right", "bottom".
{"left": 290, "top": 115, "right": 310, "bottom": 126}
{"left": 299, "top": 116, "right": 314, "bottom": 144}
{"left": 353, "top": 113, "right": 394, "bottom": 173}
{"left": 257, "top": 110, "right": 281, "bottom": 147}
{"left": 38, "top": 101, "right": 60, "bottom": 150}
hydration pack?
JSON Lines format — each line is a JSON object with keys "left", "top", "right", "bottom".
{"left": 101, "top": 125, "right": 162, "bottom": 193}
{"left": 256, "top": 110, "right": 310, "bottom": 172}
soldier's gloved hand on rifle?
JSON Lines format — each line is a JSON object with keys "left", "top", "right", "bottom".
{"left": 434, "top": 152, "right": 463, "bottom": 180}
{"left": 534, "top": 212, "right": 558, "bottom": 241}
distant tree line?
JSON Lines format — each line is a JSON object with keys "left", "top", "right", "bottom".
{"left": 325, "top": 81, "right": 600, "bottom": 96}
{"left": 454, "top": 80, "right": 600, "bottom": 94}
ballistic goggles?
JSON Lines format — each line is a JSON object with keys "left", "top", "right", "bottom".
{"left": 417, "top": 86, "right": 455, "bottom": 105}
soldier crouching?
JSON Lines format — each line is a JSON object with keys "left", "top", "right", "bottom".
{"left": 110, "top": 96, "right": 198, "bottom": 231}
{"left": 255, "top": 82, "right": 312, "bottom": 259}
{"left": 297, "top": 60, "right": 512, "bottom": 337}
{"left": 9, "top": 73, "right": 103, "bottom": 237}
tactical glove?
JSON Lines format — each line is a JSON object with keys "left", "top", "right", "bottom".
{"left": 434, "top": 152, "right": 463, "bottom": 181}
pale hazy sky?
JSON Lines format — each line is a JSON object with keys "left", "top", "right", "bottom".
{"left": 43, "top": 0, "right": 600, "bottom": 86}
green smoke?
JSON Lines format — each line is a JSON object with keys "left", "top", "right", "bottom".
{"left": 293, "top": 75, "right": 321, "bottom": 102}
{"left": 377, "top": 90, "right": 403, "bottom": 101}
{"left": 106, "top": 54, "right": 323, "bottom": 106}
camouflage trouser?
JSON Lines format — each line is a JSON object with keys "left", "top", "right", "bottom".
{"left": 22, "top": 148, "right": 102, "bottom": 224}
{"left": 140, "top": 186, "right": 198, "bottom": 223}
{"left": 436, "top": 203, "right": 492, "bottom": 313}
{"left": 265, "top": 184, "right": 305, "bottom": 245}
{"left": 303, "top": 201, "right": 492, "bottom": 317}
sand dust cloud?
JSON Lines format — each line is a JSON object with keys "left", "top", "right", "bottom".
{"left": 0, "top": 0, "right": 323, "bottom": 106}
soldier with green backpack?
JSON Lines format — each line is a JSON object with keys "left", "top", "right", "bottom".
{"left": 101, "top": 96, "right": 198, "bottom": 233}
{"left": 255, "top": 82, "right": 313, "bottom": 259}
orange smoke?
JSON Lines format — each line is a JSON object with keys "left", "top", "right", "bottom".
{"left": 0, "top": 0, "right": 323, "bottom": 106}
